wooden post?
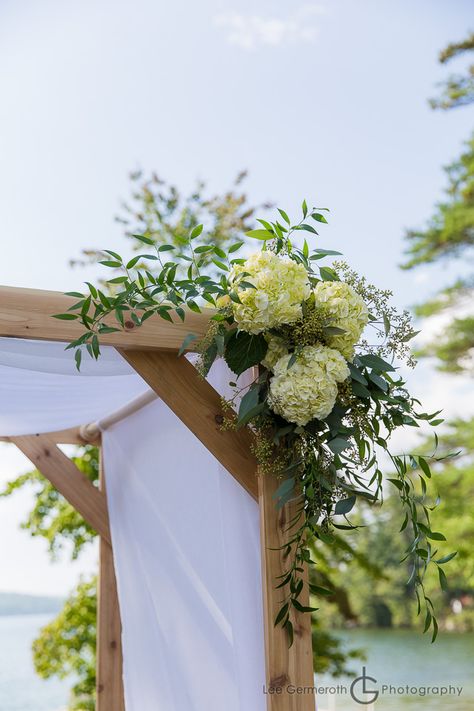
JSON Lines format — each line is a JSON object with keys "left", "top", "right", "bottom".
{"left": 96, "top": 452, "right": 125, "bottom": 711}
{"left": 258, "top": 472, "right": 315, "bottom": 711}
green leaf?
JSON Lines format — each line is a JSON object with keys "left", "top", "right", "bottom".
{"left": 358, "top": 353, "right": 396, "bottom": 372}
{"left": 277, "top": 208, "right": 290, "bottom": 225}
{"left": 426, "top": 531, "right": 447, "bottom": 541}
{"left": 132, "top": 234, "right": 155, "bottom": 245}
{"left": 246, "top": 229, "right": 273, "bottom": 240}
{"left": 302, "top": 199, "right": 308, "bottom": 217}
{"left": 212, "top": 259, "right": 229, "bottom": 271}
{"left": 104, "top": 249, "right": 122, "bottom": 260}
{"left": 327, "top": 437, "right": 351, "bottom": 454}
{"left": 423, "top": 610, "right": 432, "bottom": 633}
{"left": 435, "top": 552, "right": 457, "bottom": 565}
{"left": 351, "top": 381, "right": 372, "bottom": 399}
{"left": 190, "top": 224, "right": 203, "bottom": 239}
{"left": 319, "top": 266, "right": 339, "bottom": 281}
{"left": 126, "top": 256, "right": 141, "bottom": 269}
{"left": 273, "top": 477, "right": 295, "bottom": 502}
{"left": 274, "top": 603, "right": 289, "bottom": 626}
{"left": 348, "top": 363, "right": 368, "bottom": 385}
{"left": 438, "top": 567, "right": 449, "bottom": 591}
{"left": 107, "top": 276, "right": 129, "bottom": 284}
{"left": 309, "top": 584, "right": 334, "bottom": 597}
{"left": 418, "top": 457, "right": 432, "bottom": 478}
{"left": 224, "top": 330, "right": 268, "bottom": 376}
{"left": 388, "top": 478, "right": 404, "bottom": 491}
{"left": 334, "top": 495, "right": 356, "bottom": 515}
{"left": 368, "top": 371, "right": 389, "bottom": 392}
{"left": 292, "top": 599, "right": 317, "bottom": 613}
{"left": 99, "top": 260, "right": 122, "bottom": 268}
{"left": 311, "top": 212, "right": 328, "bottom": 223}
{"left": 431, "top": 616, "right": 439, "bottom": 643}
{"left": 238, "top": 386, "right": 260, "bottom": 424}
{"left": 53, "top": 313, "right": 79, "bottom": 320}
{"left": 178, "top": 333, "right": 198, "bottom": 356}
{"left": 74, "top": 349, "right": 82, "bottom": 371}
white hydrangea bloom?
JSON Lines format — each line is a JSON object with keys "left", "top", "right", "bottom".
{"left": 261, "top": 335, "right": 288, "bottom": 371}
{"left": 230, "top": 251, "right": 311, "bottom": 334}
{"left": 269, "top": 345, "right": 349, "bottom": 426}
{"left": 313, "top": 281, "right": 369, "bottom": 360}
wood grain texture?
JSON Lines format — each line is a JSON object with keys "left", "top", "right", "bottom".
{"left": 12, "top": 435, "right": 111, "bottom": 544}
{"left": 118, "top": 349, "right": 259, "bottom": 500}
{"left": 0, "top": 285, "right": 211, "bottom": 350}
{"left": 2, "top": 427, "right": 100, "bottom": 445}
{"left": 97, "top": 455, "right": 125, "bottom": 711}
{"left": 258, "top": 472, "right": 315, "bottom": 711}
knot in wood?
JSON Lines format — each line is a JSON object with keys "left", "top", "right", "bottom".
{"left": 214, "top": 414, "right": 224, "bottom": 425}
{"left": 124, "top": 320, "right": 135, "bottom": 330}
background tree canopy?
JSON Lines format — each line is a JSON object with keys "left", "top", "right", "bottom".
{"left": 2, "top": 32, "right": 474, "bottom": 711}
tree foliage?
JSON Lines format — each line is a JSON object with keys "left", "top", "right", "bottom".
{"left": 33, "top": 578, "right": 97, "bottom": 711}
{"left": 430, "top": 32, "right": 474, "bottom": 110}
{"left": 402, "top": 32, "right": 474, "bottom": 373}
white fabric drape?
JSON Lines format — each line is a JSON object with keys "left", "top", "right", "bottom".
{"left": 0, "top": 337, "right": 266, "bottom": 710}
{"left": 0, "top": 338, "right": 148, "bottom": 435}
{"left": 103, "top": 386, "right": 266, "bottom": 710}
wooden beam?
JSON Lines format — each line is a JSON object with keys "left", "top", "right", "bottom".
{"left": 258, "top": 473, "right": 315, "bottom": 710}
{"left": 0, "top": 285, "right": 210, "bottom": 351}
{"left": 97, "top": 454, "right": 125, "bottom": 711}
{"left": 118, "top": 349, "right": 259, "bottom": 500}
{"left": 2, "top": 427, "right": 100, "bottom": 446}
{"left": 12, "top": 435, "right": 111, "bottom": 544}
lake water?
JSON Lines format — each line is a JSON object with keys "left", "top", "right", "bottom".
{"left": 316, "top": 629, "right": 474, "bottom": 711}
{"left": 0, "top": 615, "right": 69, "bottom": 711}
{"left": 0, "top": 617, "right": 472, "bottom": 710}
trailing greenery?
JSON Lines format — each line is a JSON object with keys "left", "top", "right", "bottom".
{"left": 56, "top": 198, "right": 454, "bottom": 645}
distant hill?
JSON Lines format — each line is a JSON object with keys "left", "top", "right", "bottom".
{"left": 0, "top": 592, "right": 63, "bottom": 616}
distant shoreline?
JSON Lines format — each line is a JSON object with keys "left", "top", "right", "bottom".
{"left": 0, "top": 591, "right": 63, "bottom": 616}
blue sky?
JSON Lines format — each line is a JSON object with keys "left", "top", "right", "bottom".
{"left": 0, "top": 0, "right": 473, "bottom": 595}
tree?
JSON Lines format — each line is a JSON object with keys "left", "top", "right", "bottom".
{"left": 399, "top": 31, "right": 474, "bottom": 631}
{"left": 402, "top": 32, "right": 474, "bottom": 373}
{"left": 429, "top": 32, "right": 474, "bottom": 110}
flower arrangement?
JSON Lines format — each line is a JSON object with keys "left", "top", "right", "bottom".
{"left": 56, "top": 201, "right": 455, "bottom": 644}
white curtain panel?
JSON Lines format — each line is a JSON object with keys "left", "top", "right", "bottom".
{"left": 103, "top": 396, "right": 266, "bottom": 711}
{"left": 0, "top": 338, "right": 148, "bottom": 435}
{"left": 0, "top": 338, "right": 266, "bottom": 710}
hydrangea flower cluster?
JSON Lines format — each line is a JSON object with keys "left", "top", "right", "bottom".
{"left": 269, "top": 345, "right": 350, "bottom": 425}
{"left": 230, "top": 251, "right": 311, "bottom": 334}
{"left": 313, "top": 281, "right": 369, "bottom": 359}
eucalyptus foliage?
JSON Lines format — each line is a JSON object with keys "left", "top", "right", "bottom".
{"left": 56, "top": 201, "right": 455, "bottom": 645}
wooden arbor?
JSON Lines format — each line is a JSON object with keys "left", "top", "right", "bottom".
{"left": 0, "top": 285, "right": 315, "bottom": 711}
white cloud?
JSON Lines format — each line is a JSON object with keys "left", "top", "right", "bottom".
{"left": 213, "top": 4, "right": 325, "bottom": 51}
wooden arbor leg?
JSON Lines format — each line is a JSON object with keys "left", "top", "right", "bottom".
{"left": 258, "top": 473, "right": 315, "bottom": 711}
{"left": 97, "top": 454, "right": 125, "bottom": 711}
